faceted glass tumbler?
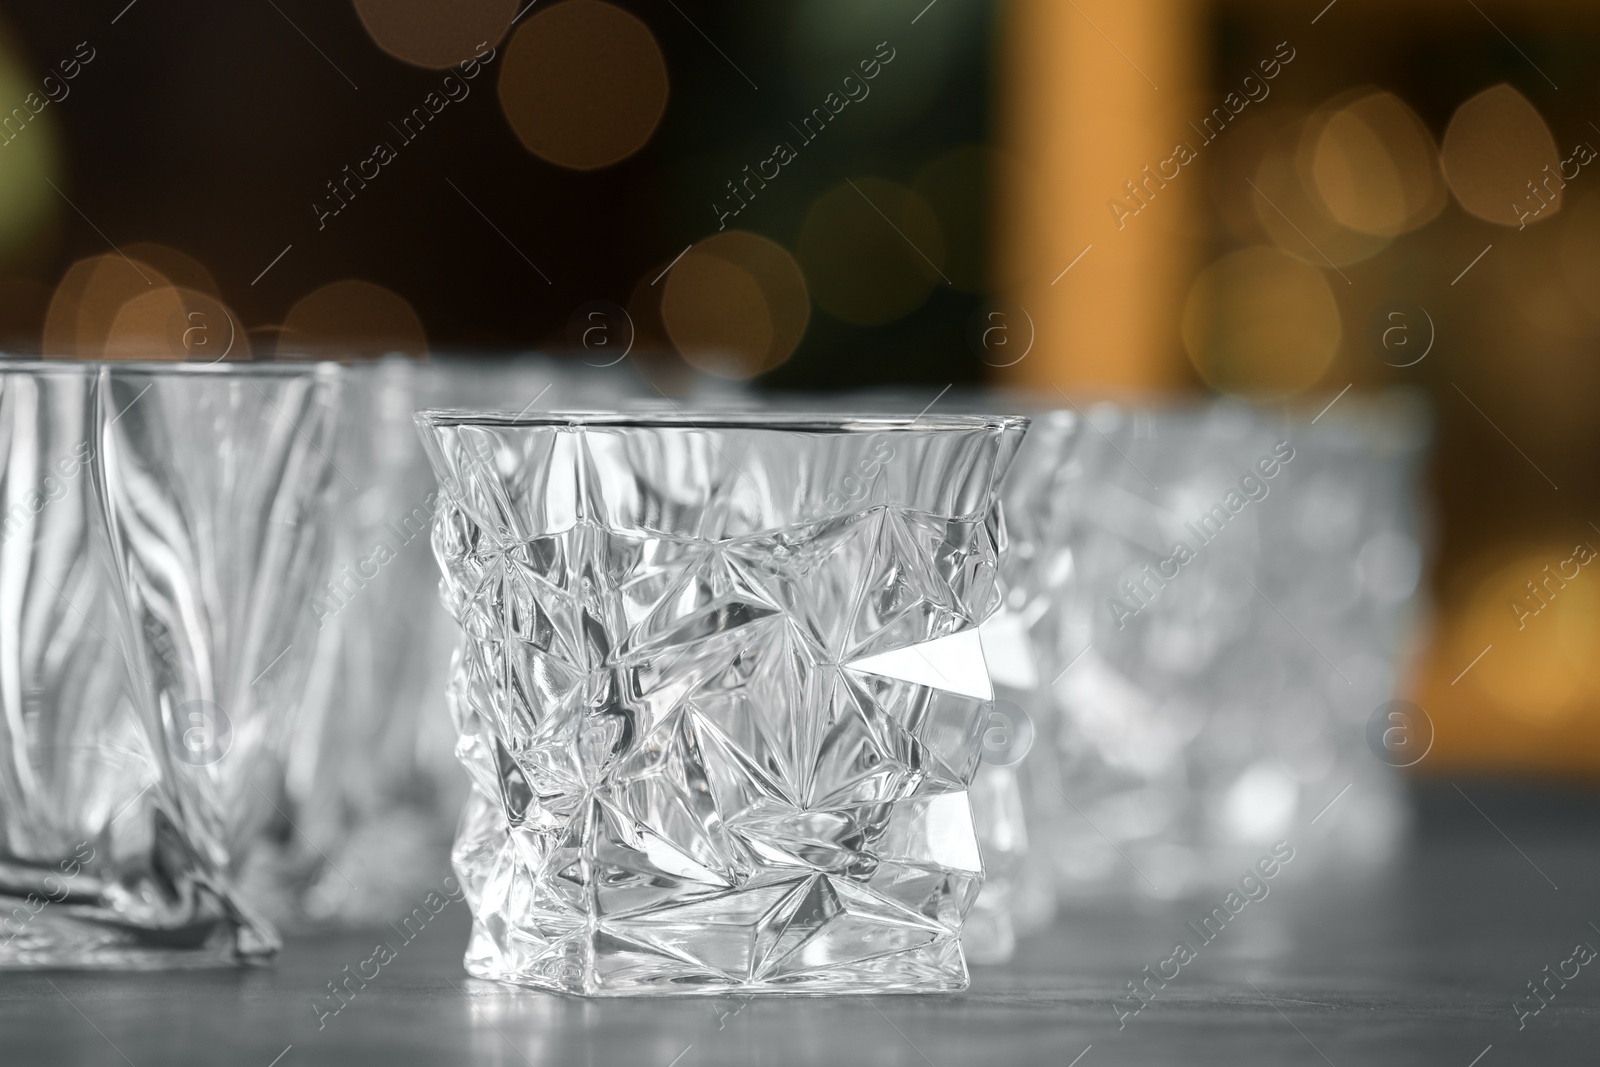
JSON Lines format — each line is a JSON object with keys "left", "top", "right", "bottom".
{"left": 418, "top": 410, "right": 1028, "bottom": 995}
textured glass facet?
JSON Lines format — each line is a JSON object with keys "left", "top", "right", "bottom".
{"left": 0, "top": 362, "right": 340, "bottom": 967}
{"left": 420, "top": 411, "right": 1027, "bottom": 995}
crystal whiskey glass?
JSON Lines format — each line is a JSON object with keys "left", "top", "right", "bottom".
{"left": 418, "top": 410, "right": 1027, "bottom": 995}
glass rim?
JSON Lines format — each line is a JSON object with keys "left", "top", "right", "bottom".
{"left": 0, "top": 359, "right": 340, "bottom": 378}
{"left": 414, "top": 409, "right": 1029, "bottom": 433}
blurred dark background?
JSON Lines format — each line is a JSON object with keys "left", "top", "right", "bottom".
{"left": 0, "top": 1, "right": 993, "bottom": 387}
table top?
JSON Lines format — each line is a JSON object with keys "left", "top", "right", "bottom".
{"left": 4, "top": 780, "right": 1597, "bottom": 1066}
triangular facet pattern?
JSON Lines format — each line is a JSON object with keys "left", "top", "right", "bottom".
{"left": 845, "top": 628, "right": 994, "bottom": 701}
{"left": 425, "top": 415, "right": 1022, "bottom": 994}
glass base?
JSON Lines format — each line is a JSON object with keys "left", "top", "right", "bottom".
{"left": 0, "top": 905, "right": 278, "bottom": 970}
{"left": 463, "top": 920, "right": 969, "bottom": 996}
{"left": 452, "top": 787, "right": 983, "bottom": 997}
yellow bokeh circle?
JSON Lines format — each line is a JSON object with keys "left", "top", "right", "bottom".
{"left": 498, "top": 0, "right": 668, "bottom": 170}
{"left": 1182, "top": 246, "right": 1341, "bottom": 400}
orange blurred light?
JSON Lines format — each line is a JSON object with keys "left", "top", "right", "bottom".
{"left": 1181, "top": 246, "right": 1341, "bottom": 400}
{"left": 105, "top": 286, "right": 249, "bottom": 362}
{"left": 1208, "top": 107, "right": 1298, "bottom": 245}
{"left": 44, "top": 253, "right": 168, "bottom": 358}
{"left": 661, "top": 231, "right": 809, "bottom": 380}
{"left": 995, "top": 0, "right": 1205, "bottom": 392}
{"left": 122, "top": 242, "right": 220, "bottom": 299}
{"left": 1440, "top": 83, "right": 1562, "bottom": 228}
{"left": 1560, "top": 192, "right": 1600, "bottom": 324}
{"left": 1458, "top": 547, "right": 1600, "bottom": 726}
{"left": 1310, "top": 91, "right": 1444, "bottom": 237}
{"left": 281, "top": 278, "right": 427, "bottom": 360}
{"left": 1250, "top": 117, "right": 1389, "bottom": 266}
{"left": 353, "top": 0, "right": 516, "bottom": 70}
{"left": 1498, "top": 210, "right": 1595, "bottom": 339}
{"left": 498, "top": 0, "right": 668, "bottom": 170}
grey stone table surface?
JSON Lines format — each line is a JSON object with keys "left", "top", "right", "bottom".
{"left": 3, "top": 781, "right": 1598, "bottom": 1066}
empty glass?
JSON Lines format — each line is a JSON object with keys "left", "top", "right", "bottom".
{"left": 0, "top": 361, "right": 341, "bottom": 967}
{"left": 267, "top": 357, "right": 634, "bottom": 927}
{"left": 98, "top": 362, "right": 342, "bottom": 960}
{"left": 418, "top": 410, "right": 1027, "bottom": 995}
{"left": 0, "top": 363, "right": 150, "bottom": 967}
{"left": 1008, "top": 396, "right": 1427, "bottom": 903}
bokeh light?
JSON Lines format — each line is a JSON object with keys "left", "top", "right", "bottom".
{"left": 1181, "top": 246, "right": 1341, "bottom": 400}
{"left": 1498, "top": 209, "right": 1595, "bottom": 339}
{"left": 1440, "top": 83, "right": 1561, "bottom": 227}
{"left": 796, "top": 177, "right": 944, "bottom": 326}
{"left": 353, "top": 0, "right": 516, "bottom": 70}
{"left": 0, "top": 25, "right": 60, "bottom": 268}
{"left": 498, "top": 0, "right": 668, "bottom": 170}
{"left": 661, "top": 231, "right": 809, "bottom": 380}
{"left": 122, "top": 242, "right": 220, "bottom": 298}
{"left": 44, "top": 253, "right": 168, "bottom": 358}
{"left": 1461, "top": 548, "right": 1600, "bottom": 725}
{"left": 1249, "top": 114, "right": 1389, "bottom": 266}
{"left": 281, "top": 278, "right": 427, "bottom": 359}
{"left": 1309, "top": 91, "right": 1444, "bottom": 237}
{"left": 1560, "top": 192, "right": 1600, "bottom": 324}
{"left": 104, "top": 286, "right": 249, "bottom": 362}
{"left": 663, "top": 256, "right": 769, "bottom": 379}
{"left": 1208, "top": 107, "right": 1297, "bottom": 244}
